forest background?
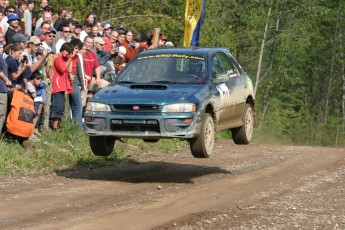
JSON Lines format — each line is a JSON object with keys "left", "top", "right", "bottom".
{"left": 48, "top": 0, "right": 344, "bottom": 147}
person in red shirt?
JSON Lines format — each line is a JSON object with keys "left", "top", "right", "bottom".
{"left": 120, "top": 29, "right": 139, "bottom": 63}
{"left": 49, "top": 42, "right": 75, "bottom": 130}
{"left": 82, "top": 36, "right": 108, "bottom": 107}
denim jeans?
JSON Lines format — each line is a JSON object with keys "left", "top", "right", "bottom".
{"left": 69, "top": 83, "right": 83, "bottom": 129}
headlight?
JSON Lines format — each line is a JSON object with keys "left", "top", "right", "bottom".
{"left": 86, "top": 102, "right": 111, "bottom": 112}
{"left": 162, "top": 103, "right": 196, "bottom": 112}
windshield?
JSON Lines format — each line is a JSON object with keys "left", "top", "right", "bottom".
{"left": 117, "top": 54, "right": 207, "bottom": 84}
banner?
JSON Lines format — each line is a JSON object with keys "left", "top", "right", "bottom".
{"left": 183, "top": 0, "right": 206, "bottom": 47}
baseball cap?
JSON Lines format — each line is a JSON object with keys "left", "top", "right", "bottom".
{"left": 44, "top": 28, "right": 56, "bottom": 34}
{"left": 12, "top": 33, "right": 29, "bottom": 43}
{"left": 7, "top": 13, "right": 20, "bottom": 23}
{"left": 159, "top": 35, "right": 167, "bottom": 41}
{"left": 101, "top": 22, "right": 112, "bottom": 29}
{"left": 93, "top": 37, "right": 105, "bottom": 44}
{"left": 28, "top": 36, "right": 41, "bottom": 45}
{"left": 64, "top": 18, "right": 77, "bottom": 25}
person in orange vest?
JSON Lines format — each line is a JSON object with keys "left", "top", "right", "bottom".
{"left": 4, "top": 88, "right": 35, "bottom": 146}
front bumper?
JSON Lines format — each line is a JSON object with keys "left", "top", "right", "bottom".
{"left": 84, "top": 111, "right": 203, "bottom": 139}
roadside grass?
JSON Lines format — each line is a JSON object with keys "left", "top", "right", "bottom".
{"left": 0, "top": 124, "right": 188, "bottom": 176}
{"left": 0, "top": 128, "right": 253, "bottom": 176}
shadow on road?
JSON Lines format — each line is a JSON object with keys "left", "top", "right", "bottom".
{"left": 56, "top": 160, "right": 231, "bottom": 184}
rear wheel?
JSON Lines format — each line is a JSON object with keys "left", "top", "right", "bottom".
{"left": 89, "top": 136, "right": 116, "bottom": 156}
{"left": 231, "top": 103, "right": 254, "bottom": 144}
{"left": 189, "top": 113, "right": 215, "bottom": 158}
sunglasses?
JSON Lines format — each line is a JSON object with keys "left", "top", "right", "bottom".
{"left": 42, "top": 26, "right": 50, "bottom": 30}
{"left": 8, "top": 10, "right": 15, "bottom": 13}
{"left": 48, "top": 35, "right": 55, "bottom": 38}
{"left": 63, "top": 31, "right": 70, "bottom": 33}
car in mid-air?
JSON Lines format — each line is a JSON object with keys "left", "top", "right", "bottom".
{"left": 84, "top": 47, "right": 255, "bottom": 158}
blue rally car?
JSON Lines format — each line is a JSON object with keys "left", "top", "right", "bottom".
{"left": 84, "top": 47, "right": 255, "bottom": 158}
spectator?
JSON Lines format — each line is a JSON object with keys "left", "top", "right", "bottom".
{"left": 0, "top": 31, "right": 5, "bottom": 46}
{"left": 0, "top": 6, "right": 16, "bottom": 34}
{"left": 93, "top": 36, "right": 115, "bottom": 81}
{"left": 49, "top": 42, "right": 74, "bottom": 130}
{"left": 109, "top": 30, "right": 118, "bottom": 52}
{"left": 120, "top": 29, "right": 139, "bottom": 63}
{"left": 63, "top": 17, "right": 76, "bottom": 42}
{"left": 27, "top": 70, "right": 44, "bottom": 141}
{"left": 117, "top": 30, "right": 125, "bottom": 45}
{"left": 79, "top": 21, "right": 92, "bottom": 42}
{"left": 89, "top": 24, "right": 100, "bottom": 38}
{"left": 84, "top": 13, "right": 96, "bottom": 25}
{"left": 5, "top": 88, "right": 35, "bottom": 147}
{"left": 55, "top": 22, "right": 70, "bottom": 53}
{"left": 158, "top": 35, "right": 167, "bottom": 48}
{"left": 82, "top": 36, "right": 108, "bottom": 106}
{"left": 53, "top": 7, "right": 66, "bottom": 31}
{"left": 24, "top": 0, "right": 35, "bottom": 36}
{"left": 71, "top": 22, "right": 82, "bottom": 40}
{"left": 35, "top": 9, "right": 52, "bottom": 30}
{"left": 34, "top": 20, "right": 52, "bottom": 41}
{"left": 100, "top": 22, "right": 112, "bottom": 52}
{"left": 41, "top": 27, "right": 55, "bottom": 53}
{"left": 5, "top": 13, "right": 21, "bottom": 44}
{"left": 68, "top": 38, "right": 85, "bottom": 129}
{"left": 0, "top": 41, "right": 10, "bottom": 133}
{"left": 17, "top": 0, "right": 27, "bottom": 35}
{"left": 6, "top": 42, "right": 30, "bottom": 91}
{"left": 22, "top": 35, "right": 47, "bottom": 76}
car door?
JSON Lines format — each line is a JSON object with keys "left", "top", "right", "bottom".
{"left": 213, "top": 52, "right": 246, "bottom": 130}
{"left": 211, "top": 53, "right": 236, "bottom": 130}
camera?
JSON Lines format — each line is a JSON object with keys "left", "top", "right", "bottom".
{"left": 129, "top": 43, "right": 135, "bottom": 48}
{"left": 21, "top": 55, "right": 28, "bottom": 63}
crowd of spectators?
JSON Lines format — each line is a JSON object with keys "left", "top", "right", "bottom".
{"left": 0, "top": 0, "right": 173, "bottom": 147}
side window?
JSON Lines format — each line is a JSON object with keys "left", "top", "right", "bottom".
{"left": 217, "top": 52, "right": 241, "bottom": 78}
{"left": 211, "top": 55, "right": 225, "bottom": 77}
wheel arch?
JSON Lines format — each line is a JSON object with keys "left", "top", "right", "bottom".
{"left": 204, "top": 103, "right": 217, "bottom": 133}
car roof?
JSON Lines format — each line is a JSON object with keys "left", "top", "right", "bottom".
{"left": 137, "top": 47, "right": 231, "bottom": 57}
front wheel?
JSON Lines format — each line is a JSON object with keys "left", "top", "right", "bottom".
{"left": 231, "top": 103, "right": 254, "bottom": 145}
{"left": 189, "top": 113, "right": 215, "bottom": 158}
{"left": 89, "top": 136, "right": 116, "bottom": 156}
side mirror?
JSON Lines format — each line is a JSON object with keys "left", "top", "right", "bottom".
{"left": 213, "top": 73, "right": 229, "bottom": 84}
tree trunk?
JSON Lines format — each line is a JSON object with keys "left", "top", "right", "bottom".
{"left": 42, "top": 54, "right": 55, "bottom": 131}
{"left": 254, "top": 6, "right": 271, "bottom": 97}
{"left": 259, "top": 13, "right": 280, "bottom": 129}
{"left": 321, "top": 3, "right": 340, "bottom": 145}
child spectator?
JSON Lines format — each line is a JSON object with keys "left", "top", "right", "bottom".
{"left": 27, "top": 70, "right": 44, "bottom": 141}
{"left": 49, "top": 42, "right": 74, "bottom": 130}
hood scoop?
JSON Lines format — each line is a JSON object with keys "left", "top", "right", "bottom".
{"left": 130, "top": 84, "right": 168, "bottom": 90}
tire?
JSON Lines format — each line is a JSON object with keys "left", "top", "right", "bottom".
{"left": 189, "top": 113, "right": 215, "bottom": 158}
{"left": 143, "top": 139, "right": 159, "bottom": 143}
{"left": 231, "top": 103, "right": 254, "bottom": 145}
{"left": 89, "top": 136, "right": 116, "bottom": 156}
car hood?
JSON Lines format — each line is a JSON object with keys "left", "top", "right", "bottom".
{"left": 93, "top": 84, "right": 206, "bottom": 104}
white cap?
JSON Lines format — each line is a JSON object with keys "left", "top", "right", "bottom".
{"left": 118, "top": 46, "right": 126, "bottom": 55}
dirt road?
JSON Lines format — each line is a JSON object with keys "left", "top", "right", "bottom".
{"left": 1, "top": 140, "right": 345, "bottom": 229}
